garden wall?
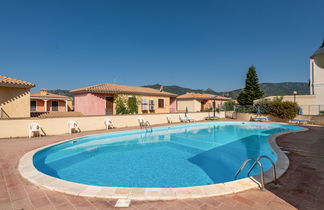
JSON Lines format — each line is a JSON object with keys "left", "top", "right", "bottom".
{"left": 0, "top": 112, "right": 225, "bottom": 138}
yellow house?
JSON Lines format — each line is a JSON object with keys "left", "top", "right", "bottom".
{"left": 177, "top": 92, "right": 231, "bottom": 112}
{"left": 70, "top": 83, "right": 177, "bottom": 115}
{"left": 0, "top": 75, "right": 35, "bottom": 118}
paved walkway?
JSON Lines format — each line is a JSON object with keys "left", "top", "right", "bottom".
{"left": 1, "top": 122, "right": 319, "bottom": 209}
{"left": 266, "top": 125, "right": 324, "bottom": 210}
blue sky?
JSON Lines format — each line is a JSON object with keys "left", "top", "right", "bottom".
{"left": 0, "top": 0, "right": 323, "bottom": 92}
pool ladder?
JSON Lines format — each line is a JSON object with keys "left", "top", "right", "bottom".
{"left": 141, "top": 121, "right": 152, "bottom": 133}
{"left": 234, "top": 155, "right": 277, "bottom": 190}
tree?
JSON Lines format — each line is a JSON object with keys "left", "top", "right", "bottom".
{"left": 237, "top": 65, "right": 264, "bottom": 105}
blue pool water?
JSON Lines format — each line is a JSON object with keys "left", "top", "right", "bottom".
{"left": 33, "top": 122, "right": 302, "bottom": 188}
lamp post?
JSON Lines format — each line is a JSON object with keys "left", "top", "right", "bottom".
{"left": 213, "top": 97, "right": 216, "bottom": 117}
{"left": 293, "top": 91, "right": 297, "bottom": 103}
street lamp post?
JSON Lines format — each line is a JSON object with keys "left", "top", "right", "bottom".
{"left": 293, "top": 91, "right": 298, "bottom": 103}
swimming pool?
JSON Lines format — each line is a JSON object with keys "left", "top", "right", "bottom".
{"left": 33, "top": 122, "right": 302, "bottom": 188}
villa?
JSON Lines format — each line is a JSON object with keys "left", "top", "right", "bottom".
{"left": 176, "top": 92, "right": 231, "bottom": 112}
{"left": 70, "top": 83, "right": 177, "bottom": 115}
{"left": 258, "top": 39, "right": 324, "bottom": 115}
{"left": 0, "top": 75, "right": 35, "bottom": 118}
{"left": 30, "top": 88, "right": 73, "bottom": 114}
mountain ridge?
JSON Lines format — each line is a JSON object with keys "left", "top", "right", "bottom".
{"left": 47, "top": 82, "right": 310, "bottom": 99}
{"left": 143, "top": 82, "right": 310, "bottom": 99}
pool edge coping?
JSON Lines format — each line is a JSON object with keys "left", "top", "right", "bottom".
{"left": 18, "top": 121, "right": 308, "bottom": 200}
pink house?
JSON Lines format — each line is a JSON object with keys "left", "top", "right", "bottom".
{"left": 70, "top": 84, "right": 177, "bottom": 116}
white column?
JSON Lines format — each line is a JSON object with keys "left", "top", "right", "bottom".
{"left": 44, "top": 100, "right": 48, "bottom": 112}
{"left": 65, "top": 100, "right": 68, "bottom": 112}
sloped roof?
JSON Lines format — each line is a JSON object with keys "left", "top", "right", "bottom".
{"left": 177, "top": 92, "right": 231, "bottom": 100}
{"left": 311, "top": 39, "right": 324, "bottom": 58}
{"left": 31, "top": 92, "right": 71, "bottom": 99}
{"left": 0, "top": 75, "right": 35, "bottom": 88}
{"left": 70, "top": 83, "right": 177, "bottom": 97}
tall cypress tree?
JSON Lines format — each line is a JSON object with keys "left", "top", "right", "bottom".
{"left": 237, "top": 65, "right": 264, "bottom": 105}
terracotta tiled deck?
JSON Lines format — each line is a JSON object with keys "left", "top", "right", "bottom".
{"left": 1, "top": 122, "right": 321, "bottom": 210}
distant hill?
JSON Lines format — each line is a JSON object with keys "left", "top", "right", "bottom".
{"left": 143, "top": 82, "right": 310, "bottom": 99}
{"left": 48, "top": 82, "right": 310, "bottom": 100}
{"left": 47, "top": 89, "right": 74, "bottom": 98}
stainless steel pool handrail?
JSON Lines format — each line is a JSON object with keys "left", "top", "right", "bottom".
{"left": 247, "top": 155, "right": 277, "bottom": 185}
{"left": 234, "top": 158, "right": 265, "bottom": 190}
{"left": 144, "top": 121, "right": 153, "bottom": 133}
{"left": 234, "top": 155, "right": 277, "bottom": 190}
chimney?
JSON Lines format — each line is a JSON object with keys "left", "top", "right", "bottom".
{"left": 40, "top": 88, "right": 48, "bottom": 96}
{"left": 160, "top": 85, "right": 164, "bottom": 92}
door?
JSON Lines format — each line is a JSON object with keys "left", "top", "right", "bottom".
{"left": 106, "top": 97, "right": 114, "bottom": 115}
{"left": 51, "top": 101, "right": 59, "bottom": 111}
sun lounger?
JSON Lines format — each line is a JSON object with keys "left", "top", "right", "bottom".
{"left": 290, "top": 119, "right": 312, "bottom": 125}
{"left": 186, "top": 114, "right": 195, "bottom": 122}
{"left": 179, "top": 114, "right": 189, "bottom": 123}
{"left": 104, "top": 118, "right": 115, "bottom": 130}
{"left": 205, "top": 116, "right": 220, "bottom": 120}
{"left": 251, "top": 116, "right": 268, "bottom": 122}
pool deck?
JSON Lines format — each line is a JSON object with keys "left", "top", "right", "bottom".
{"left": 0, "top": 120, "right": 322, "bottom": 209}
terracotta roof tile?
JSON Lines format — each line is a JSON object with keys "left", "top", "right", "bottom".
{"left": 177, "top": 92, "right": 231, "bottom": 100}
{"left": 31, "top": 92, "right": 71, "bottom": 99}
{"left": 70, "top": 84, "right": 177, "bottom": 97}
{"left": 0, "top": 75, "right": 35, "bottom": 88}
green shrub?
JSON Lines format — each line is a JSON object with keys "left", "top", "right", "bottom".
{"left": 269, "top": 101, "right": 298, "bottom": 120}
{"left": 253, "top": 99, "right": 271, "bottom": 114}
{"left": 127, "top": 96, "right": 139, "bottom": 114}
{"left": 115, "top": 95, "right": 140, "bottom": 115}
{"left": 115, "top": 95, "right": 129, "bottom": 114}
{"left": 223, "top": 100, "right": 235, "bottom": 111}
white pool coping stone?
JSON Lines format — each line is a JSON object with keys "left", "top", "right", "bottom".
{"left": 18, "top": 121, "right": 308, "bottom": 200}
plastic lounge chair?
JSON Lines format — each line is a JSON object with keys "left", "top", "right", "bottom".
{"left": 29, "top": 122, "right": 42, "bottom": 138}
{"left": 104, "top": 118, "right": 115, "bottom": 130}
{"left": 205, "top": 116, "right": 220, "bottom": 120}
{"left": 179, "top": 114, "right": 188, "bottom": 123}
{"left": 251, "top": 115, "right": 268, "bottom": 122}
{"left": 290, "top": 119, "right": 312, "bottom": 125}
{"left": 187, "top": 114, "right": 195, "bottom": 122}
{"left": 166, "top": 115, "right": 172, "bottom": 124}
{"left": 68, "top": 121, "right": 80, "bottom": 134}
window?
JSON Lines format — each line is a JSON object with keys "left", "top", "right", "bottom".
{"left": 158, "top": 99, "right": 164, "bottom": 108}
{"left": 31, "top": 101, "right": 37, "bottom": 112}
{"left": 52, "top": 101, "right": 59, "bottom": 111}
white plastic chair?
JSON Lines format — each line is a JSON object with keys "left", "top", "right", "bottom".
{"left": 104, "top": 118, "right": 114, "bottom": 130}
{"left": 166, "top": 115, "right": 173, "bottom": 124}
{"left": 68, "top": 121, "right": 80, "bottom": 134}
{"left": 29, "top": 122, "right": 42, "bottom": 138}
{"left": 138, "top": 117, "right": 145, "bottom": 127}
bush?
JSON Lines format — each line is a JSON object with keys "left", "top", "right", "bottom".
{"left": 253, "top": 99, "right": 271, "bottom": 114}
{"left": 269, "top": 101, "right": 298, "bottom": 120}
{"left": 115, "top": 95, "right": 140, "bottom": 115}
{"left": 127, "top": 96, "right": 139, "bottom": 114}
{"left": 223, "top": 100, "right": 235, "bottom": 111}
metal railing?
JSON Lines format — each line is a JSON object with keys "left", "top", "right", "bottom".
{"left": 234, "top": 155, "right": 277, "bottom": 190}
